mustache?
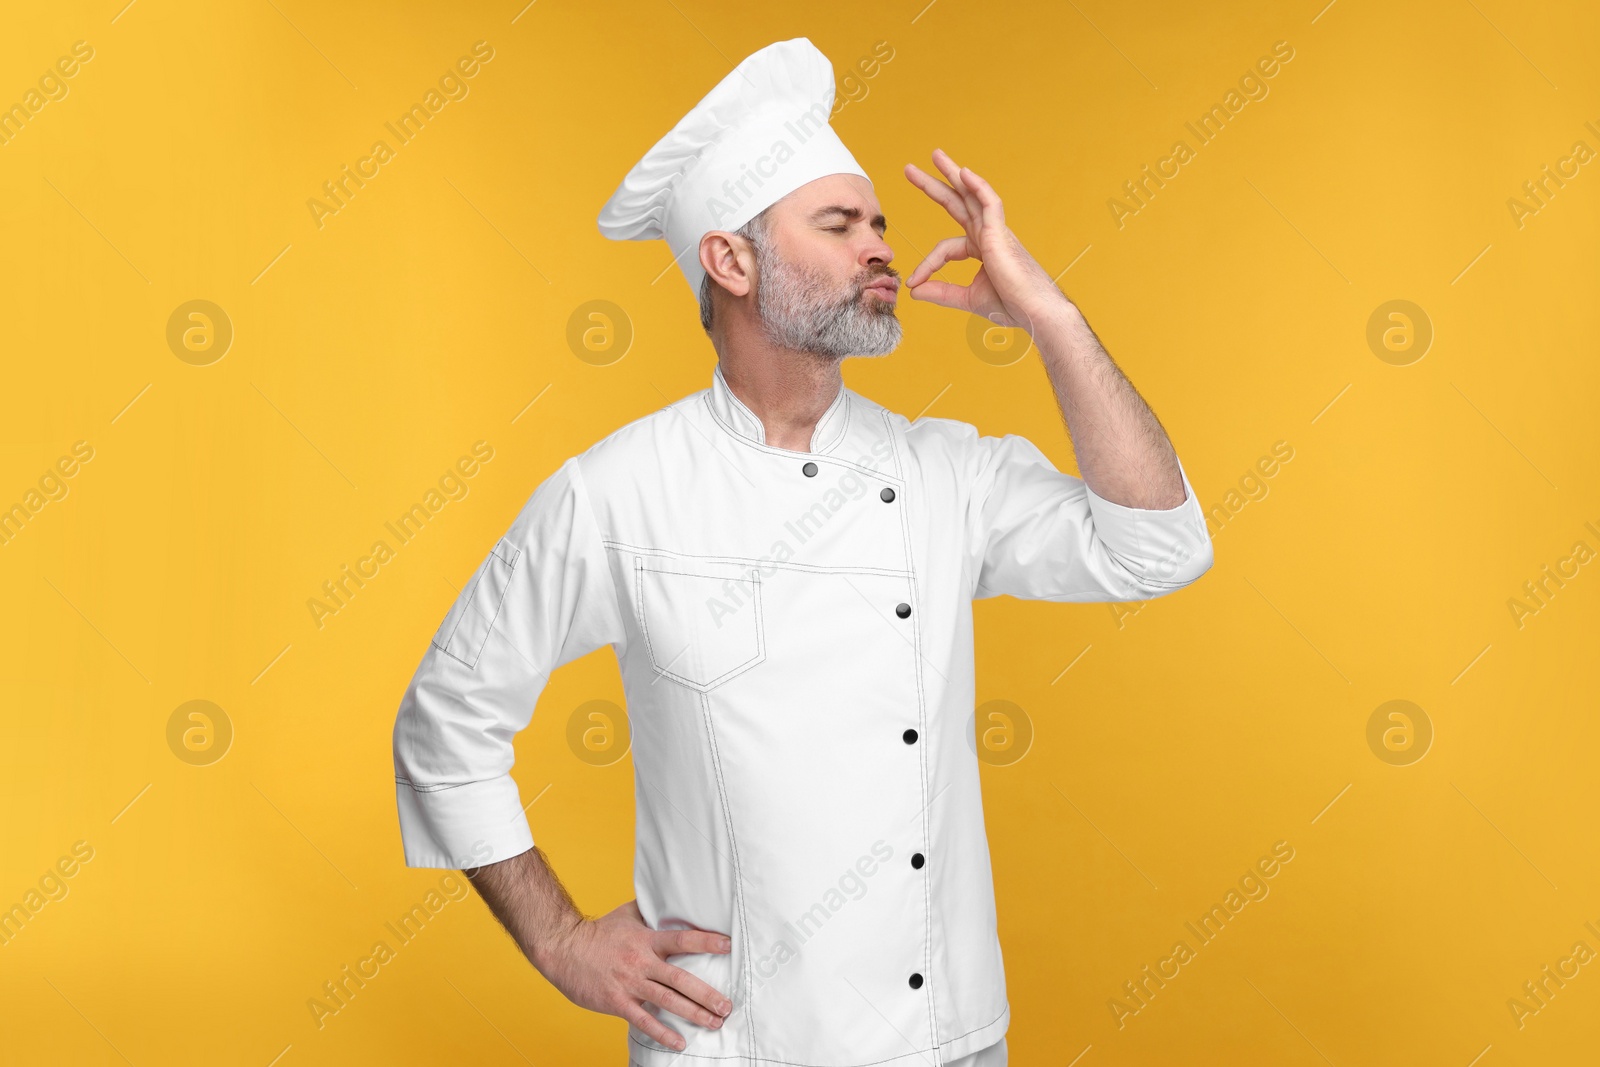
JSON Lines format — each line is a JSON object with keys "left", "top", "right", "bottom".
{"left": 857, "top": 266, "right": 898, "bottom": 289}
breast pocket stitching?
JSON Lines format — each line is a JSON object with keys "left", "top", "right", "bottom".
{"left": 635, "top": 558, "right": 765, "bottom": 693}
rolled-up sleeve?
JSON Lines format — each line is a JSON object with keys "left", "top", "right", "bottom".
{"left": 392, "top": 456, "right": 624, "bottom": 869}
{"left": 967, "top": 430, "right": 1213, "bottom": 602}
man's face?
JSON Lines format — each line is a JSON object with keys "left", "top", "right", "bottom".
{"left": 751, "top": 174, "right": 901, "bottom": 359}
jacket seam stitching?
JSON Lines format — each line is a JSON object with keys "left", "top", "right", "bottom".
{"left": 625, "top": 1002, "right": 1006, "bottom": 1064}
{"left": 697, "top": 684, "right": 759, "bottom": 1060}
{"left": 394, "top": 775, "right": 509, "bottom": 794}
{"left": 882, "top": 407, "right": 941, "bottom": 1055}
{"left": 567, "top": 458, "right": 629, "bottom": 649}
{"left": 605, "top": 541, "right": 910, "bottom": 579}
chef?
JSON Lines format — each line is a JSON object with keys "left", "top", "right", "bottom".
{"left": 392, "top": 36, "right": 1213, "bottom": 1067}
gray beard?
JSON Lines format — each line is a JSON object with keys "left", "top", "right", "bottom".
{"left": 754, "top": 245, "right": 903, "bottom": 359}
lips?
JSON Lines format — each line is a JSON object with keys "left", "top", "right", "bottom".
{"left": 864, "top": 277, "right": 899, "bottom": 300}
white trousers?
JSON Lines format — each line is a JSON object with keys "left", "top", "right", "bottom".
{"left": 945, "top": 1037, "right": 1008, "bottom": 1066}
{"left": 940, "top": 1043, "right": 1004, "bottom": 1067}
{"left": 629, "top": 1037, "right": 1007, "bottom": 1067}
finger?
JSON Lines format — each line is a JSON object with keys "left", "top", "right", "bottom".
{"left": 647, "top": 958, "right": 734, "bottom": 1018}
{"left": 905, "top": 276, "right": 973, "bottom": 313}
{"left": 654, "top": 927, "right": 732, "bottom": 957}
{"left": 930, "top": 146, "right": 962, "bottom": 185}
{"left": 931, "top": 149, "right": 983, "bottom": 222}
{"left": 959, "top": 166, "right": 1007, "bottom": 229}
{"left": 638, "top": 977, "right": 728, "bottom": 1031}
{"left": 621, "top": 997, "right": 688, "bottom": 1052}
{"left": 905, "top": 235, "right": 973, "bottom": 288}
{"left": 904, "top": 161, "right": 970, "bottom": 227}
{"left": 903, "top": 162, "right": 971, "bottom": 229}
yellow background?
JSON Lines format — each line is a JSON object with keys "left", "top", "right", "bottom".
{"left": 3, "top": 0, "right": 1597, "bottom": 1063}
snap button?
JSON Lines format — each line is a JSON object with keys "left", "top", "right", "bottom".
{"left": 909, "top": 973, "right": 924, "bottom": 989}
{"left": 880, "top": 487, "right": 896, "bottom": 502}
{"left": 895, "top": 603, "right": 911, "bottom": 618}
{"left": 911, "top": 853, "right": 925, "bottom": 869}
{"left": 903, "top": 728, "right": 918, "bottom": 744}
{"left": 802, "top": 461, "right": 818, "bottom": 477}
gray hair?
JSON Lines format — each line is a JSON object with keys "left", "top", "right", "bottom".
{"left": 699, "top": 209, "right": 772, "bottom": 337}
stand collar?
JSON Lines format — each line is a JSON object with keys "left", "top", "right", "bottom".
{"left": 707, "top": 362, "right": 850, "bottom": 455}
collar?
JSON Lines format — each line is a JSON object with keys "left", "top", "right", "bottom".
{"left": 707, "top": 361, "right": 851, "bottom": 455}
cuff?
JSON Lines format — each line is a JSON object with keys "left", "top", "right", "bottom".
{"left": 1081, "top": 457, "right": 1213, "bottom": 592}
{"left": 395, "top": 775, "right": 535, "bottom": 869}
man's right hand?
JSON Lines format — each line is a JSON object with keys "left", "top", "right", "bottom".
{"left": 535, "top": 898, "right": 733, "bottom": 1052}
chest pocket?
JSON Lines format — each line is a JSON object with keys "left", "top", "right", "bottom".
{"left": 634, "top": 556, "right": 765, "bottom": 692}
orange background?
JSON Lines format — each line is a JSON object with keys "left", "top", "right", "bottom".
{"left": 2, "top": 1, "right": 1597, "bottom": 1063}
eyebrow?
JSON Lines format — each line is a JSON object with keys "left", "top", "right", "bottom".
{"left": 810, "top": 205, "right": 887, "bottom": 235}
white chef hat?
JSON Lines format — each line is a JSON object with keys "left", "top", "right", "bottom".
{"left": 596, "top": 37, "right": 871, "bottom": 298}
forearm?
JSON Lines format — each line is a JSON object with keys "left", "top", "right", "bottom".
{"left": 465, "top": 844, "right": 585, "bottom": 971}
{"left": 1029, "top": 300, "right": 1186, "bottom": 510}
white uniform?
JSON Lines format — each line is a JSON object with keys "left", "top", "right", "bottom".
{"left": 393, "top": 363, "right": 1213, "bottom": 1066}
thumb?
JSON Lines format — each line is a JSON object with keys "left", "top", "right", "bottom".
{"left": 907, "top": 278, "right": 972, "bottom": 312}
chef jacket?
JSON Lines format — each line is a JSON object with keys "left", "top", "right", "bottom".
{"left": 393, "top": 361, "right": 1214, "bottom": 1067}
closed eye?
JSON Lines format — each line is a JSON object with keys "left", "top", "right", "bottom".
{"left": 811, "top": 206, "right": 889, "bottom": 236}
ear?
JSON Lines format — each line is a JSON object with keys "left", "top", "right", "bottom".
{"left": 699, "top": 231, "right": 756, "bottom": 298}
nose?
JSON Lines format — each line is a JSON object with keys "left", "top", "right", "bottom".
{"left": 862, "top": 231, "right": 895, "bottom": 275}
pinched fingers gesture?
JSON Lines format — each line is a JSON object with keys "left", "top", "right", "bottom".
{"left": 902, "top": 147, "right": 1064, "bottom": 331}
